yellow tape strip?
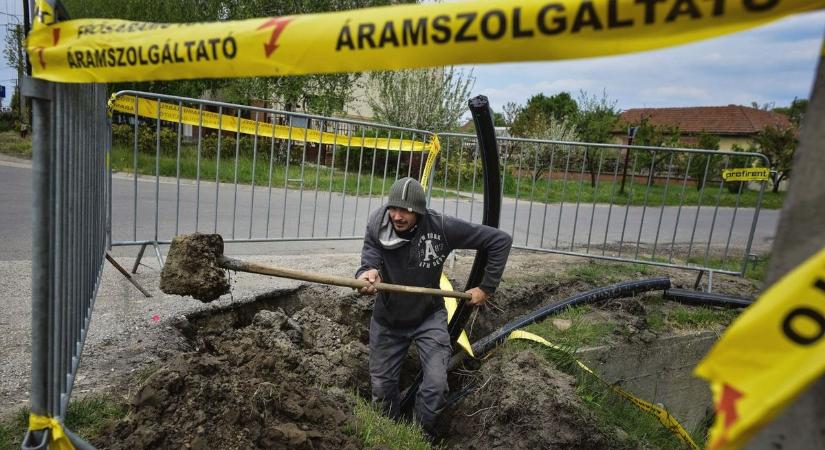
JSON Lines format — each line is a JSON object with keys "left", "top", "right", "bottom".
{"left": 28, "top": 413, "right": 76, "bottom": 450}
{"left": 27, "top": 0, "right": 824, "bottom": 83}
{"left": 721, "top": 167, "right": 770, "bottom": 182}
{"left": 441, "top": 272, "right": 474, "bottom": 357}
{"left": 419, "top": 135, "right": 440, "bottom": 189}
{"left": 695, "top": 246, "right": 825, "bottom": 450}
{"left": 109, "top": 94, "right": 433, "bottom": 152}
{"left": 509, "top": 330, "right": 701, "bottom": 450}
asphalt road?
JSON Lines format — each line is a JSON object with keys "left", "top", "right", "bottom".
{"left": 0, "top": 158, "right": 779, "bottom": 264}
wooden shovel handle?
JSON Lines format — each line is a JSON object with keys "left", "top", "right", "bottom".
{"left": 217, "top": 255, "right": 473, "bottom": 300}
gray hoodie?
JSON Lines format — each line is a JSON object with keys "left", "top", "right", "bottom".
{"left": 357, "top": 206, "right": 512, "bottom": 329}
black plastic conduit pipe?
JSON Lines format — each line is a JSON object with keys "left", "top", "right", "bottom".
{"left": 471, "top": 277, "right": 672, "bottom": 358}
{"left": 400, "top": 95, "right": 503, "bottom": 413}
{"left": 444, "top": 277, "right": 671, "bottom": 408}
{"left": 664, "top": 288, "right": 753, "bottom": 308}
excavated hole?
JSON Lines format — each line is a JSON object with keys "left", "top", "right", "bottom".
{"left": 98, "top": 279, "right": 641, "bottom": 449}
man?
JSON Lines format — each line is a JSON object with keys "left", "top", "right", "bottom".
{"left": 356, "top": 176, "right": 512, "bottom": 438}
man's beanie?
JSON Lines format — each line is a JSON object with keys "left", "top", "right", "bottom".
{"left": 387, "top": 177, "right": 427, "bottom": 215}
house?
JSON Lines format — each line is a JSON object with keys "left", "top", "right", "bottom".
{"left": 613, "top": 105, "right": 792, "bottom": 150}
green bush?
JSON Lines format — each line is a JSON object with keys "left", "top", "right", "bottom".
{"left": 0, "top": 111, "right": 16, "bottom": 132}
{"left": 111, "top": 123, "right": 178, "bottom": 156}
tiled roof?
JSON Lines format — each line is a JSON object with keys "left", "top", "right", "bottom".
{"left": 617, "top": 105, "right": 792, "bottom": 135}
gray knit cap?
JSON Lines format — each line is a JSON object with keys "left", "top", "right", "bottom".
{"left": 387, "top": 177, "right": 427, "bottom": 215}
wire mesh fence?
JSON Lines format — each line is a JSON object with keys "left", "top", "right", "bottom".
{"left": 434, "top": 133, "right": 769, "bottom": 276}
{"left": 107, "top": 91, "right": 437, "bottom": 252}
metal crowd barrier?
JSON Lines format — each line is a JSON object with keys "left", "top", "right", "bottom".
{"left": 435, "top": 133, "right": 769, "bottom": 280}
{"left": 107, "top": 91, "right": 437, "bottom": 268}
{"left": 22, "top": 78, "right": 109, "bottom": 449}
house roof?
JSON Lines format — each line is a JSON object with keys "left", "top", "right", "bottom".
{"left": 617, "top": 105, "right": 792, "bottom": 136}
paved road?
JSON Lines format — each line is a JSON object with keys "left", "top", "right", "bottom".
{"left": 0, "top": 159, "right": 779, "bottom": 265}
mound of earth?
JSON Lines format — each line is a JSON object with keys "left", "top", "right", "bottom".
{"left": 97, "top": 294, "right": 372, "bottom": 449}
{"left": 442, "top": 350, "right": 623, "bottom": 450}
{"left": 96, "top": 277, "right": 704, "bottom": 449}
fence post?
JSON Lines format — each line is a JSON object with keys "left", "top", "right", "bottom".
{"left": 21, "top": 76, "right": 53, "bottom": 449}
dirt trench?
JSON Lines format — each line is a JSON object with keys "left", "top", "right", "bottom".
{"left": 96, "top": 278, "right": 679, "bottom": 449}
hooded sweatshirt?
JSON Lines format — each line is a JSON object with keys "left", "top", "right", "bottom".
{"left": 357, "top": 206, "right": 513, "bottom": 329}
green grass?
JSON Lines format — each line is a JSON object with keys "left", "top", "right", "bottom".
{"left": 504, "top": 342, "right": 704, "bottom": 450}
{"left": 0, "top": 395, "right": 126, "bottom": 450}
{"left": 686, "top": 253, "right": 770, "bottom": 282}
{"left": 0, "top": 131, "right": 32, "bottom": 158}
{"left": 0, "top": 135, "right": 784, "bottom": 209}
{"left": 435, "top": 169, "right": 785, "bottom": 209}
{"left": 110, "top": 144, "right": 400, "bottom": 198}
{"left": 565, "top": 261, "right": 655, "bottom": 285}
{"left": 519, "top": 305, "right": 618, "bottom": 349}
{"left": 348, "top": 395, "right": 438, "bottom": 450}
{"left": 0, "top": 409, "right": 27, "bottom": 450}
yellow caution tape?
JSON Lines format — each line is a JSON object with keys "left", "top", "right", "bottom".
{"left": 721, "top": 167, "right": 770, "bottom": 182}
{"left": 27, "top": 0, "right": 824, "bottom": 83}
{"left": 441, "top": 272, "right": 475, "bottom": 357}
{"left": 509, "top": 329, "right": 701, "bottom": 450}
{"left": 694, "top": 246, "right": 825, "bottom": 450}
{"left": 108, "top": 94, "right": 434, "bottom": 152}
{"left": 28, "top": 413, "right": 76, "bottom": 450}
{"left": 420, "top": 135, "right": 441, "bottom": 190}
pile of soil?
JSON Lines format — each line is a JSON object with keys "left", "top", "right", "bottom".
{"left": 442, "top": 350, "right": 622, "bottom": 449}
{"left": 98, "top": 267, "right": 740, "bottom": 449}
{"left": 98, "top": 287, "right": 374, "bottom": 449}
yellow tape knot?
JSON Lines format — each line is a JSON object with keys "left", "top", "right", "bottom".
{"left": 28, "top": 413, "right": 75, "bottom": 450}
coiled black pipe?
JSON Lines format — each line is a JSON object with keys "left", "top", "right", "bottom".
{"left": 664, "top": 288, "right": 753, "bottom": 308}
{"left": 471, "top": 277, "right": 672, "bottom": 358}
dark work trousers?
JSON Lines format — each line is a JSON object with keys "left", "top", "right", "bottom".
{"left": 369, "top": 307, "right": 451, "bottom": 434}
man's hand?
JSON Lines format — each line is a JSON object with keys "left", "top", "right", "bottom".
{"left": 357, "top": 269, "right": 382, "bottom": 295}
{"left": 466, "top": 287, "right": 489, "bottom": 306}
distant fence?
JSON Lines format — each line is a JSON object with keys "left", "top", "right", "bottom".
{"left": 107, "top": 91, "right": 438, "bottom": 266}
{"left": 433, "top": 133, "right": 769, "bottom": 276}
{"left": 109, "top": 93, "right": 769, "bottom": 278}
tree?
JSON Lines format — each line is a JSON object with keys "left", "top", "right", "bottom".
{"left": 4, "top": 22, "right": 26, "bottom": 120}
{"left": 773, "top": 97, "right": 808, "bottom": 127}
{"left": 629, "top": 116, "right": 684, "bottom": 189}
{"left": 502, "top": 101, "right": 521, "bottom": 128}
{"left": 2, "top": 23, "right": 24, "bottom": 75}
{"left": 509, "top": 110, "right": 580, "bottom": 179}
{"left": 62, "top": 0, "right": 404, "bottom": 115}
{"left": 510, "top": 92, "right": 578, "bottom": 136}
{"left": 366, "top": 66, "right": 475, "bottom": 131}
{"left": 752, "top": 125, "right": 797, "bottom": 193}
{"left": 574, "top": 91, "right": 619, "bottom": 187}
{"left": 689, "top": 131, "right": 721, "bottom": 191}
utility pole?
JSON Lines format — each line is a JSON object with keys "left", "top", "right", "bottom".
{"left": 745, "top": 56, "right": 825, "bottom": 449}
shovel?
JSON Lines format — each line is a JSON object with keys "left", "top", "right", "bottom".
{"left": 160, "top": 233, "right": 472, "bottom": 302}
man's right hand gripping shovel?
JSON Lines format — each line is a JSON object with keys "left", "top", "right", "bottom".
{"left": 357, "top": 269, "right": 382, "bottom": 295}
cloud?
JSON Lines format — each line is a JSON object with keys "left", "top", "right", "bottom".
{"left": 467, "top": 10, "right": 825, "bottom": 112}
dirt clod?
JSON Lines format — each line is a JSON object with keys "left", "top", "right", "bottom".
{"left": 160, "top": 233, "right": 229, "bottom": 302}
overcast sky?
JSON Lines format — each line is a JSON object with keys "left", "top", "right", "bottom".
{"left": 467, "top": 10, "right": 825, "bottom": 113}
{"left": 1, "top": 5, "right": 822, "bottom": 113}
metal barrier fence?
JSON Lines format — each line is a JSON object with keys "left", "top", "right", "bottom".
{"left": 434, "top": 133, "right": 769, "bottom": 278}
{"left": 23, "top": 78, "right": 109, "bottom": 449}
{"left": 110, "top": 92, "right": 770, "bottom": 281}
{"left": 107, "top": 91, "right": 437, "bottom": 267}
